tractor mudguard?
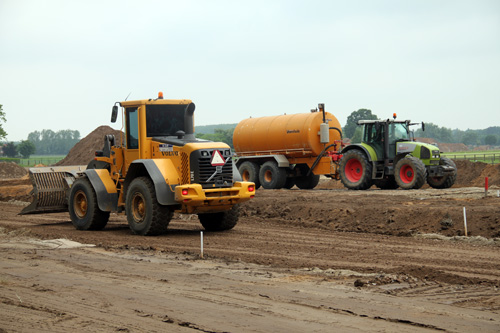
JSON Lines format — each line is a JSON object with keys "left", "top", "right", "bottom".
{"left": 84, "top": 169, "right": 118, "bottom": 212}
{"left": 341, "top": 144, "right": 377, "bottom": 162}
{"left": 126, "top": 159, "right": 178, "bottom": 206}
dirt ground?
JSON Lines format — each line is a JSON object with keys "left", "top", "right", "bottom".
{"left": 1, "top": 183, "right": 500, "bottom": 332}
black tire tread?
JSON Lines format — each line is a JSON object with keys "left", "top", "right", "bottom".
{"left": 427, "top": 157, "right": 457, "bottom": 189}
{"left": 126, "top": 177, "right": 173, "bottom": 236}
{"left": 339, "top": 150, "right": 373, "bottom": 190}
{"left": 69, "top": 177, "right": 109, "bottom": 231}
{"left": 198, "top": 205, "right": 239, "bottom": 231}
{"left": 395, "top": 156, "right": 427, "bottom": 190}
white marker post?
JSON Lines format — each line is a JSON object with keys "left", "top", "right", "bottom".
{"left": 463, "top": 207, "right": 468, "bottom": 237}
{"left": 200, "top": 231, "right": 204, "bottom": 259}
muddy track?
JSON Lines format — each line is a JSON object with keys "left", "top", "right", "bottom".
{"left": 1, "top": 186, "right": 500, "bottom": 332}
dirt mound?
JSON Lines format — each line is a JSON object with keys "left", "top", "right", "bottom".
{"left": 0, "top": 162, "right": 28, "bottom": 179}
{"left": 415, "top": 138, "right": 468, "bottom": 152}
{"left": 55, "top": 126, "right": 123, "bottom": 166}
{"left": 454, "top": 160, "right": 500, "bottom": 187}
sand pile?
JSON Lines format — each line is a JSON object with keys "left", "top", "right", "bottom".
{"left": 0, "top": 162, "right": 28, "bottom": 179}
{"left": 55, "top": 126, "right": 123, "bottom": 166}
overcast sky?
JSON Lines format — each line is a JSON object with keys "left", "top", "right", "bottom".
{"left": 1, "top": 0, "right": 499, "bottom": 141}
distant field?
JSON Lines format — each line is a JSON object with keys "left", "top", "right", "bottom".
{"left": 443, "top": 150, "right": 500, "bottom": 164}
{"left": 19, "top": 155, "right": 66, "bottom": 167}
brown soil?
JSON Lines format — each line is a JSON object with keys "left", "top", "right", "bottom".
{"left": 415, "top": 137, "right": 469, "bottom": 152}
{"left": 55, "top": 125, "right": 123, "bottom": 166}
{"left": 0, "top": 162, "right": 27, "bottom": 179}
{"left": 1, "top": 187, "right": 499, "bottom": 331}
{"left": 1, "top": 131, "right": 500, "bottom": 331}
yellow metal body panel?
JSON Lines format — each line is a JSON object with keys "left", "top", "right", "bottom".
{"left": 94, "top": 169, "right": 117, "bottom": 194}
{"left": 175, "top": 181, "right": 255, "bottom": 214}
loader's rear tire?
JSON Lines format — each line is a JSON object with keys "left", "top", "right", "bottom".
{"left": 239, "top": 161, "right": 261, "bottom": 189}
{"left": 295, "top": 173, "right": 320, "bottom": 189}
{"left": 126, "top": 177, "right": 173, "bottom": 236}
{"left": 395, "top": 156, "right": 427, "bottom": 190}
{"left": 340, "top": 150, "right": 373, "bottom": 190}
{"left": 427, "top": 157, "right": 457, "bottom": 189}
{"left": 69, "top": 177, "right": 109, "bottom": 231}
{"left": 259, "top": 161, "right": 287, "bottom": 189}
{"left": 373, "top": 176, "right": 399, "bottom": 190}
{"left": 198, "top": 205, "right": 239, "bottom": 231}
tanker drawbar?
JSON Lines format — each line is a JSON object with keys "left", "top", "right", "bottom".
{"left": 19, "top": 166, "right": 86, "bottom": 215}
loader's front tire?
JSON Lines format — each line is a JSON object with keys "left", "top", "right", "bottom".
{"left": 198, "top": 205, "right": 240, "bottom": 231}
{"left": 339, "top": 150, "right": 373, "bottom": 190}
{"left": 69, "top": 177, "right": 109, "bottom": 231}
{"left": 395, "top": 156, "right": 427, "bottom": 190}
{"left": 126, "top": 177, "right": 173, "bottom": 236}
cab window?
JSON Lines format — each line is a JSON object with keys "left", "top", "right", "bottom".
{"left": 126, "top": 107, "right": 139, "bottom": 149}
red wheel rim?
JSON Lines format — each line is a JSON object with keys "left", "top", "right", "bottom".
{"left": 345, "top": 158, "right": 363, "bottom": 182}
{"left": 399, "top": 164, "right": 414, "bottom": 183}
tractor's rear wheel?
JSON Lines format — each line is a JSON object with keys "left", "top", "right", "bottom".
{"left": 198, "top": 205, "right": 239, "bottom": 231}
{"left": 394, "top": 156, "right": 427, "bottom": 190}
{"left": 339, "top": 150, "right": 373, "bottom": 190}
{"left": 126, "top": 177, "right": 173, "bottom": 236}
{"left": 427, "top": 157, "right": 457, "bottom": 189}
{"left": 259, "top": 161, "right": 287, "bottom": 189}
{"left": 69, "top": 177, "right": 109, "bottom": 230}
{"left": 239, "top": 161, "right": 261, "bottom": 189}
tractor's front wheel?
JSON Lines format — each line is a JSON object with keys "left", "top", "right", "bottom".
{"left": 69, "top": 177, "right": 109, "bottom": 230}
{"left": 126, "top": 177, "right": 173, "bottom": 236}
{"left": 427, "top": 157, "right": 457, "bottom": 189}
{"left": 198, "top": 205, "right": 240, "bottom": 231}
{"left": 339, "top": 150, "right": 373, "bottom": 190}
{"left": 394, "top": 156, "right": 427, "bottom": 190}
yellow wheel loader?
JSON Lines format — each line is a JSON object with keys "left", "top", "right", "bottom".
{"left": 20, "top": 93, "right": 255, "bottom": 235}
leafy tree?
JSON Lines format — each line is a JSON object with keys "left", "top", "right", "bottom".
{"left": 18, "top": 140, "right": 36, "bottom": 158}
{"left": 343, "top": 109, "right": 378, "bottom": 139}
{"left": 196, "top": 128, "right": 234, "bottom": 148}
{"left": 484, "top": 134, "right": 497, "bottom": 145}
{"left": 27, "top": 129, "right": 80, "bottom": 155}
{"left": 350, "top": 127, "right": 363, "bottom": 143}
{"left": 461, "top": 131, "right": 479, "bottom": 145}
{"left": 0, "top": 104, "right": 6, "bottom": 140}
{"left": 3, "top": 142, "right": 17, "bottom": 157}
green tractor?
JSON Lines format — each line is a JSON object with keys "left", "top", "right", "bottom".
{"left": 339, "top": 115, "right": 457, "bottom": 190}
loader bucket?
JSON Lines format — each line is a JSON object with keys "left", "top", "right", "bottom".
{"left": 19, "top": 166, "right": 87, "bottom": 215}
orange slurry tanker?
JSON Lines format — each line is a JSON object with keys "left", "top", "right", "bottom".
{"left": 233, "top": 104, "right": 344, "bottom": 190}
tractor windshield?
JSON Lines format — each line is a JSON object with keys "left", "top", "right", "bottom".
{"left": 389, "top": 123, "right": 409, "bottom": 142}
{"left": 146, "top": 104, "right": 186, "bottom": 137}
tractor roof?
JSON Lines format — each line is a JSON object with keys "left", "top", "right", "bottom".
{"left": 357, "top": 119, "right": 411, "bottom": 125}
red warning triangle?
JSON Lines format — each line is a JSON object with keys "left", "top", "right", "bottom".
{"left": 211, "top": 150, "right": 226, "bottom": 166}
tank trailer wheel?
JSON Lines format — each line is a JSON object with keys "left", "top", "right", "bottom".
{"left": 295, "top": 173, "right": 320, "bottom": 189}
{"left": 198, "top": 204, "right": 240, "bottom": 231}
{"left": 283, "top": 177, "right": 296, "bottom": 189}
{"left": 259, "top": 161, "right": 287, "bottom": 189}
{"left": 125, "top": 177, "right": 173, "bottom": 236}
{"left": 427, "top": 157, "right": 457, "bottom": 189}
{"left": 339, "top": 150, "right": 373, "bottom": 190}
{"left": 69, "top": 177, "right": 109, "bottom": 231}
{"left": 394, "top": 156, "right": 427, "bottom": 190}
{"left": 239, "top": 161, "right": 261, "bottom": 189}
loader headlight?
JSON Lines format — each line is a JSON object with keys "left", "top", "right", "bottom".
{"left": 432, "top": 150, "right": 440, "bottom": 159}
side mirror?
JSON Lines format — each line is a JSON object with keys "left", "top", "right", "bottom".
{"left": 111, "top": 105, "right": 118, "bottom": 123}
{"left": 421, "top": 122, "right": 425, "bottom": 131}
{"left": 186, "top": 103, "right": 195, "bottom": 115}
